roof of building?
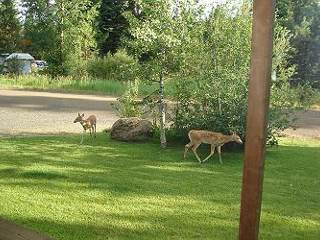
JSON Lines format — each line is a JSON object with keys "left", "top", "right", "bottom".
{"left": 6, "top": 53, "right": 35, "bottom": 61}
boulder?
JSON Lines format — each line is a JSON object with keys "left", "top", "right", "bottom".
{"left": 110, "top": 118, "right": 153, "bottom": 141}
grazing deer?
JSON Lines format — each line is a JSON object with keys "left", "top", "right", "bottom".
{"left": 73, "top": 113, "right": 97, "bottom": 144}
{"left": 184, "top": 130, "right": 243, "bottom": 164}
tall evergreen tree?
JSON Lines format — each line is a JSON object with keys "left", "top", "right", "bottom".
{"left": 97, "top": 0, "right": 135, "bottom": 55}
{"left": 0, "top": 0, "right": 21, "bottom": 53}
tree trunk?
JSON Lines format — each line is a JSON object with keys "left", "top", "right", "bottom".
{"left": 58, "top": 1, "right": 65, "bottom": 72}
{"left": 159, "top": 71, "right": 167, "bottom": 148}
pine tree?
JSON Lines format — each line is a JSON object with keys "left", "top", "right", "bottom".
{"left": 0, "top": 0, "right": 21, "bottom": 53}
{"left": 97, "top": 0, "right": 134, "bottom": 55}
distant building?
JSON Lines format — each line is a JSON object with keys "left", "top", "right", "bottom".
{"left": 0, "top": 53, "right": 10, "bottom": 66}
{"left": 4, "top": 53, "right": 35, "bottom": 74}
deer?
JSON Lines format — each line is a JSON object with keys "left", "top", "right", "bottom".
{"left": 184, "top": 130, "right": 243, "bottom": 164}
{"left": 73, "top": 113, "right": 97, "bottom": 144}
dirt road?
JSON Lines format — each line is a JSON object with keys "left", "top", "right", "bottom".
{"left": 283, "top": 110, "right": 320, "bottom": 139}
{"left": 0, "top": 89, "right": 118, "bottom": 136}
{"left": 0, "top": 89, "right": 319, "bottom": 138}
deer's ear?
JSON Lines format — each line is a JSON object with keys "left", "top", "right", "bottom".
{"left": 78, "top": 112, "right": 80, "bottom": 116}
{"left": 81, "top": 113, "right": 85, "bottom": 117}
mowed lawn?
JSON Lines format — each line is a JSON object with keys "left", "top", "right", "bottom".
{"left": 0, "top": 134, "right": 319, "bottom": 240}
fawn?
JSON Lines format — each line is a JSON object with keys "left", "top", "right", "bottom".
{"left": 184, "top": 130, "right": 243, "bottom": 164}
{"left": 73, "top": 113, "right": 97, "bottom": 144}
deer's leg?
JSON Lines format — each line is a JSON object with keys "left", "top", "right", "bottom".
{"left": 89, "top": 128, "right": 92, "bottom": 137}
{"left": 202, "top": 145, "right": 215, "bottom": 163}
{"left": 80, "top": 130, "right": 85, "bottom": 144}
{"left": 94, "top": 124, "right": 97, "bottom": 138}
{"left": 191, "top": 143, "right": 202, "bottom": 163}
{"left": 184, "top": 142, "right": 193, "bottom": 159}
{"left": 217, "top": 146, "right": 223, "bottom": 164}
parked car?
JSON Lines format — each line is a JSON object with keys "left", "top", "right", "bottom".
{"left": 34, "top": 60, "right": 48, "bottom": 71}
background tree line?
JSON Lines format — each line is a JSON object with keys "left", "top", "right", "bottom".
{"left": 0, "top": 0, "right": 318, "bottom": 147}
{"left": 0, "top": 0, "right": 319, "bottom": 87}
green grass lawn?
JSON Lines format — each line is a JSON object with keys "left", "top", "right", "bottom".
{"left": 0, "top": 74, "right": 177, "bottom": 97}
{"left": 0, "top": 134, "right": 319, "bottom": 240}
{"left": 312, "top": 90, "right": 320, "bottom": 109}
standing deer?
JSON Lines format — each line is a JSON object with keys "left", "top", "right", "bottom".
{"left": 184, "top": 130, "right": 243, "bottom": 164}
{"left": 73, "top": 113, "right": 97, "bottom": 144}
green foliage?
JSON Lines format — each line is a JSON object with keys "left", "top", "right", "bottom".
{"left": 0, "top": 0, "right": 20, "bottom": 53}
{"left": 21, "top": 0, "right": 57, "bottom": 60}
{"left": 173, "top": 3, "right": 312, "bottom": 145}
{"left": 20, "top": 0, "right": 99, "bottom": 75}
{"left": 276, "top": 0, "right": 320, "bottom": 87}
{"left": 125, "top": 0, "right": 204, "bottom": 147}
{"left": 54, "top": 0, "right": 99, "bottom": 74}
{"left": 112, "top": 79, "right": 142, "bottom": 117}
{"left": 126, "top": 0, "right": 203, "bottom": 78}
{"left": 96, "top": 0, "right": 135, "bottom": 55}
{"left": 174, "top": 4, "right": 251, "bottom": 140}
{"left": 87, "top": 49, "right": 138, "bottom": 81}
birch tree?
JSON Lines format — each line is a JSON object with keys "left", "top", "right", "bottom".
{"left": 125, "top": 0, "right": 202, "bottom": 148}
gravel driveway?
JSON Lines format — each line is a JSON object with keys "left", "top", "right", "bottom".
{"left": 0, "top": 89, "right": 118, "bottom": 136}
{"left": 283, "top": 110, "right": 320, "bottom": 139}
{"left": 0, "top": 89, "right": 319, "bottom": 138}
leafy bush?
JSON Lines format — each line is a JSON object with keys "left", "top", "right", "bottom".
{"left": 87, "top": 49, "right": 138, "bottom": 82}
{"left": 173, "top": 4, "right": 251, "bottom": 141}
{"left": 173, "top": 3, "right": 313, "bottom": 145}
{"left": 112, "top": 80, "right": 142, "bottom": 117}
{"left": 64, "top": 54, "right": 90, "bottom": 79}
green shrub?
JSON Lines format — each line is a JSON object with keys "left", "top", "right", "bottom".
{"left": 87, "top": 49, "right": 138, "bottom": 82}
{"left": 172, "top": 4, "right": 313, "bottom": 145}
{"left": 65, "top": 55, "right": 90, "bottom": 79}
{"left": 112, "top": 80, "right": 142, "bottom": 117}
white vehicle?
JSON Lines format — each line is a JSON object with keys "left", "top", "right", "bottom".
{"left": 34, "top": 60, "right": 48, "bottom": 70}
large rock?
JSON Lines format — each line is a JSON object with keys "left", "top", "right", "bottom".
{"left": 110, "top": 117, "right": 153, "bottom": 141}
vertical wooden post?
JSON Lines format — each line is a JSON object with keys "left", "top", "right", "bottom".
{"left": 239, "top": 0, "right": 275, "bottom": 240}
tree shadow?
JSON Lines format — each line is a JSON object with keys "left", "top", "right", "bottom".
{"left": 0, "top": 135, "right": 319, "bottom": 239}
{"left": 0, "top": 94, "right": 116, "bottom": 113}
{"left": 3, "top": 215, "right": 237, "bottom": 240}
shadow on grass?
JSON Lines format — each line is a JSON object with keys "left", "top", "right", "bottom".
{"left": 21, "top": 170, "right": 68, "bottom": 180}
{"left": 0, "top": 135, "right": 319, "bottom": 240}
{"left": 7, "top": 214, "right": 236, "bottom": 240}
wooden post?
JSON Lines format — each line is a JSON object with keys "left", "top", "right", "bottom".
{"left": 239, "top": 0, "right": 275, "bottom": 240}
